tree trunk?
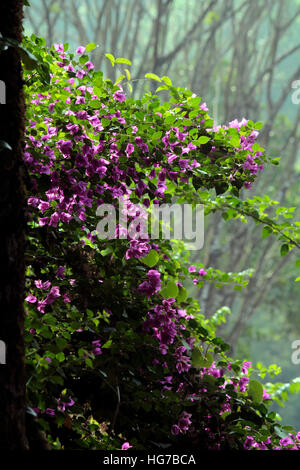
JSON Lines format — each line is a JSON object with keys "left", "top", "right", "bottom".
{"left": 0, "top": 0, "right": 28, "bottom": 450}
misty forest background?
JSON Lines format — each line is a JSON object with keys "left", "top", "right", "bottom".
{"left": 24, "top": 0, "right": 300, "bottom": 427}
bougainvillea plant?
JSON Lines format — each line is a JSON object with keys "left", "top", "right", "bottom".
{"left": 23, "top": 35, "right": 300, "bottom": 450}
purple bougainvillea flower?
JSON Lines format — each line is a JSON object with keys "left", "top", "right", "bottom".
{"left": 178, "top": 159, "right": 189, "bottom": 169}
{"left": 159, "top": 344, "right": 168, "bottom": 355}
{"left": 121, "top": 442, "right": 132, "bottom": 450}
{"left": 48, "top": 103, "right": 55, "bottom": 114}
{"left": 56, "top": 266, "right": 65, "bottom": 278}
{"left": 54, "top": 44, "right": 64, "bottom": 52}
{"left": 57, "top": 139, "right": 73, "bottom": 156}
{"left": 49, "top": 212, "right": 60, "bottom": 227}
{"left": 60, "top": 212, "right": 72, "bottom": 223}
{"left": 171, "top": 424, "right": 180, "bottom": 436}
{"left": 37, "top": 300, "right": 47, "bottom": 314}
{"left": 138, "top": 269, "right": 161, "bottom": 297}
{"left": 199, "top": 268, "right": 207, "bottom": 276}
{"left": 243, "top": 436, "right": 255, "bottom": 450}
{"left": 25, "top": 294, "right": 37, "bottom": 303}
{"left": 125, "top": 240, "right": 150, "bottom": 260}
{"left": 280, "top": 437, "right": 294, "bottom": 447}
{"left": 35, "top": 280, "right": 51, "bottom": 290}
{"left": 114, "top": 91, "right": 126, "bottom": 102}
{"left": 75, "top": 96, "right": 85, "bottom": 105}
{"left": 39, "top": 217, "right": 49, "bottom": 226}
{"left": 241, "top": 361, "right": 252, "bottom": 374}
{"left": 92, "top": 339, "right": 102, "bottom": 356}
{"left": 147, "top": 269, "right": 161, "bottom": 290}
{"left": 63, "top": 293, "right": 71, "bottom": 303}
{"left": 135, "top": 180, "right": 147, "bottom": 198}
{"left": 38, "top": 201, "right": 50, "bottom": 214}
{"left": 177, "top": 411, "right": 192, "bottom": 433}
{"left": 76, "top": 69, "right": 87, "bottom": 79}
{"left": 76, "top": 46, "right": 86, "bottom": 54}
{"left": 85, "top": 61, "right": 94, "bottom": 70}
{"left": 238, "top": 376, "right": 249, "bottom": 393}
{"left": 188, "top": 265, "right": 196, "bottom": 273}
{"left": 44, "top": 286, "right": 61, "bottom": 306}
{"left": 125, "top": 143, "right": 134, "bottom": 156}
{"left": 76, "top": 110, "right": 89, "bottom": 120}
{"left": 57, "top": 396, "right": 75, "bottom": 412}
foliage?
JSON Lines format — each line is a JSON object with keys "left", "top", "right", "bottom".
{"left": 22, "top": 35, "right": 300, "bottom": 450}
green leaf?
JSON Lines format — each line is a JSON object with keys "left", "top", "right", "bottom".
{"left": 248, "top": 379, "right": 263, "bottom": 403}
{"left": 56, "top": 414, "right": 66, "bottom": 427}
{"left": 105, "top": 53, "right": 115, "bottom": 67}
{"left": 280, "top": 244, "right": 289, "bottom": 256}
{"left": 188, "top": 96, "right": 201, "bottom": 107}
{"left": 93, "top": 70, "right": 103, "bottom": 86}
{"left": 177, "top": 286, "right": 188, "bottom": 303}
{"left": 101, "top": 118, "right": 111, "bottom": 128}
{"left": 56, "top": 338, "right": 68, "bottom": 349}
{"left": 85, "top": 358, "right": 93, "bottom": 368}
{"left": 79, "top": 54, "right": 89, "bottom": 65}
{"left": 141, "top": 250, "right": 159, "bottom": 268}
{"left": 274, "top": 426, "right": 289, "bottom": 439}
{"left": 197, "top": 136, "right": 210, "bottom": 144}
{"left": 151, "top": 131, "right": 162, "bottom": 141}
{"left": 93, "top": 87, "right": 104, "bottom": 98}
{"left": 55, "top": 352, "right": 65, "bottom": 363}
{"left": 191, "top": 347, "right": 204, "bottom": 367}
{"left": 86, "top": 42, "right": 97, "bottom": 52}
{"left": 182, "top": 119, "right": 193, "bottom": 126}
{"left": 189, "top": 109, "right": 199, "bottom": 119}
{"left": 262, "top": 226, "right": 272, "bottom": 239}
{"left": 114, "top": 74, "right": 125, "bottom": 85}
{"left": 102, "top": 339, "right": 112, "bottom": 349}
{"left": 191, "top": 348, "right": 213, "bottom": 368}
{"left": 78, "top": 348, "right": 87, "bottom": 358}
{"left": 161, "top": 75, "right": 172, "bottom": 86}
{"left": 125, "top": 68, "right": 131, "bottom": 80}
{"left": 156, "top": 85, "right": 169, "bottom": 92}
{"left": 18, "top": 46, "right": 39, "bottom": 70}
{"left": 161, "top": 280, "right": 179, "bottom": 299}
{"left": 230, "top": 134, "right": 240, "bottom": 147}
{"left": 116, "top": 57, "right": 132, "bottom": 65}
{"left": 100, "top": 247, "right": 113, "bottom": 256}
{"left": 145, "top": 73, "right": 161, "bottom": 82}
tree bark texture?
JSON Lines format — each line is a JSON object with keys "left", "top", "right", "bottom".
{"left": 0, "top": 0, "right": 28, "bottom": 450}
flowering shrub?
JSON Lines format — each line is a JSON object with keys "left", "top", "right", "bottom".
{"left": 23, "top": 35, "right": 300, "bottom": 450}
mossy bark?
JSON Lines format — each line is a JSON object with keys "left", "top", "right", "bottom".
{"left": 0, "top": 0, "right": 28, "bottom": 450}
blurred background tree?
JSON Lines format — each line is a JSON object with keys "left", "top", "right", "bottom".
{"left": 24, "top": 0, "right": 300, "bottom": 427}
